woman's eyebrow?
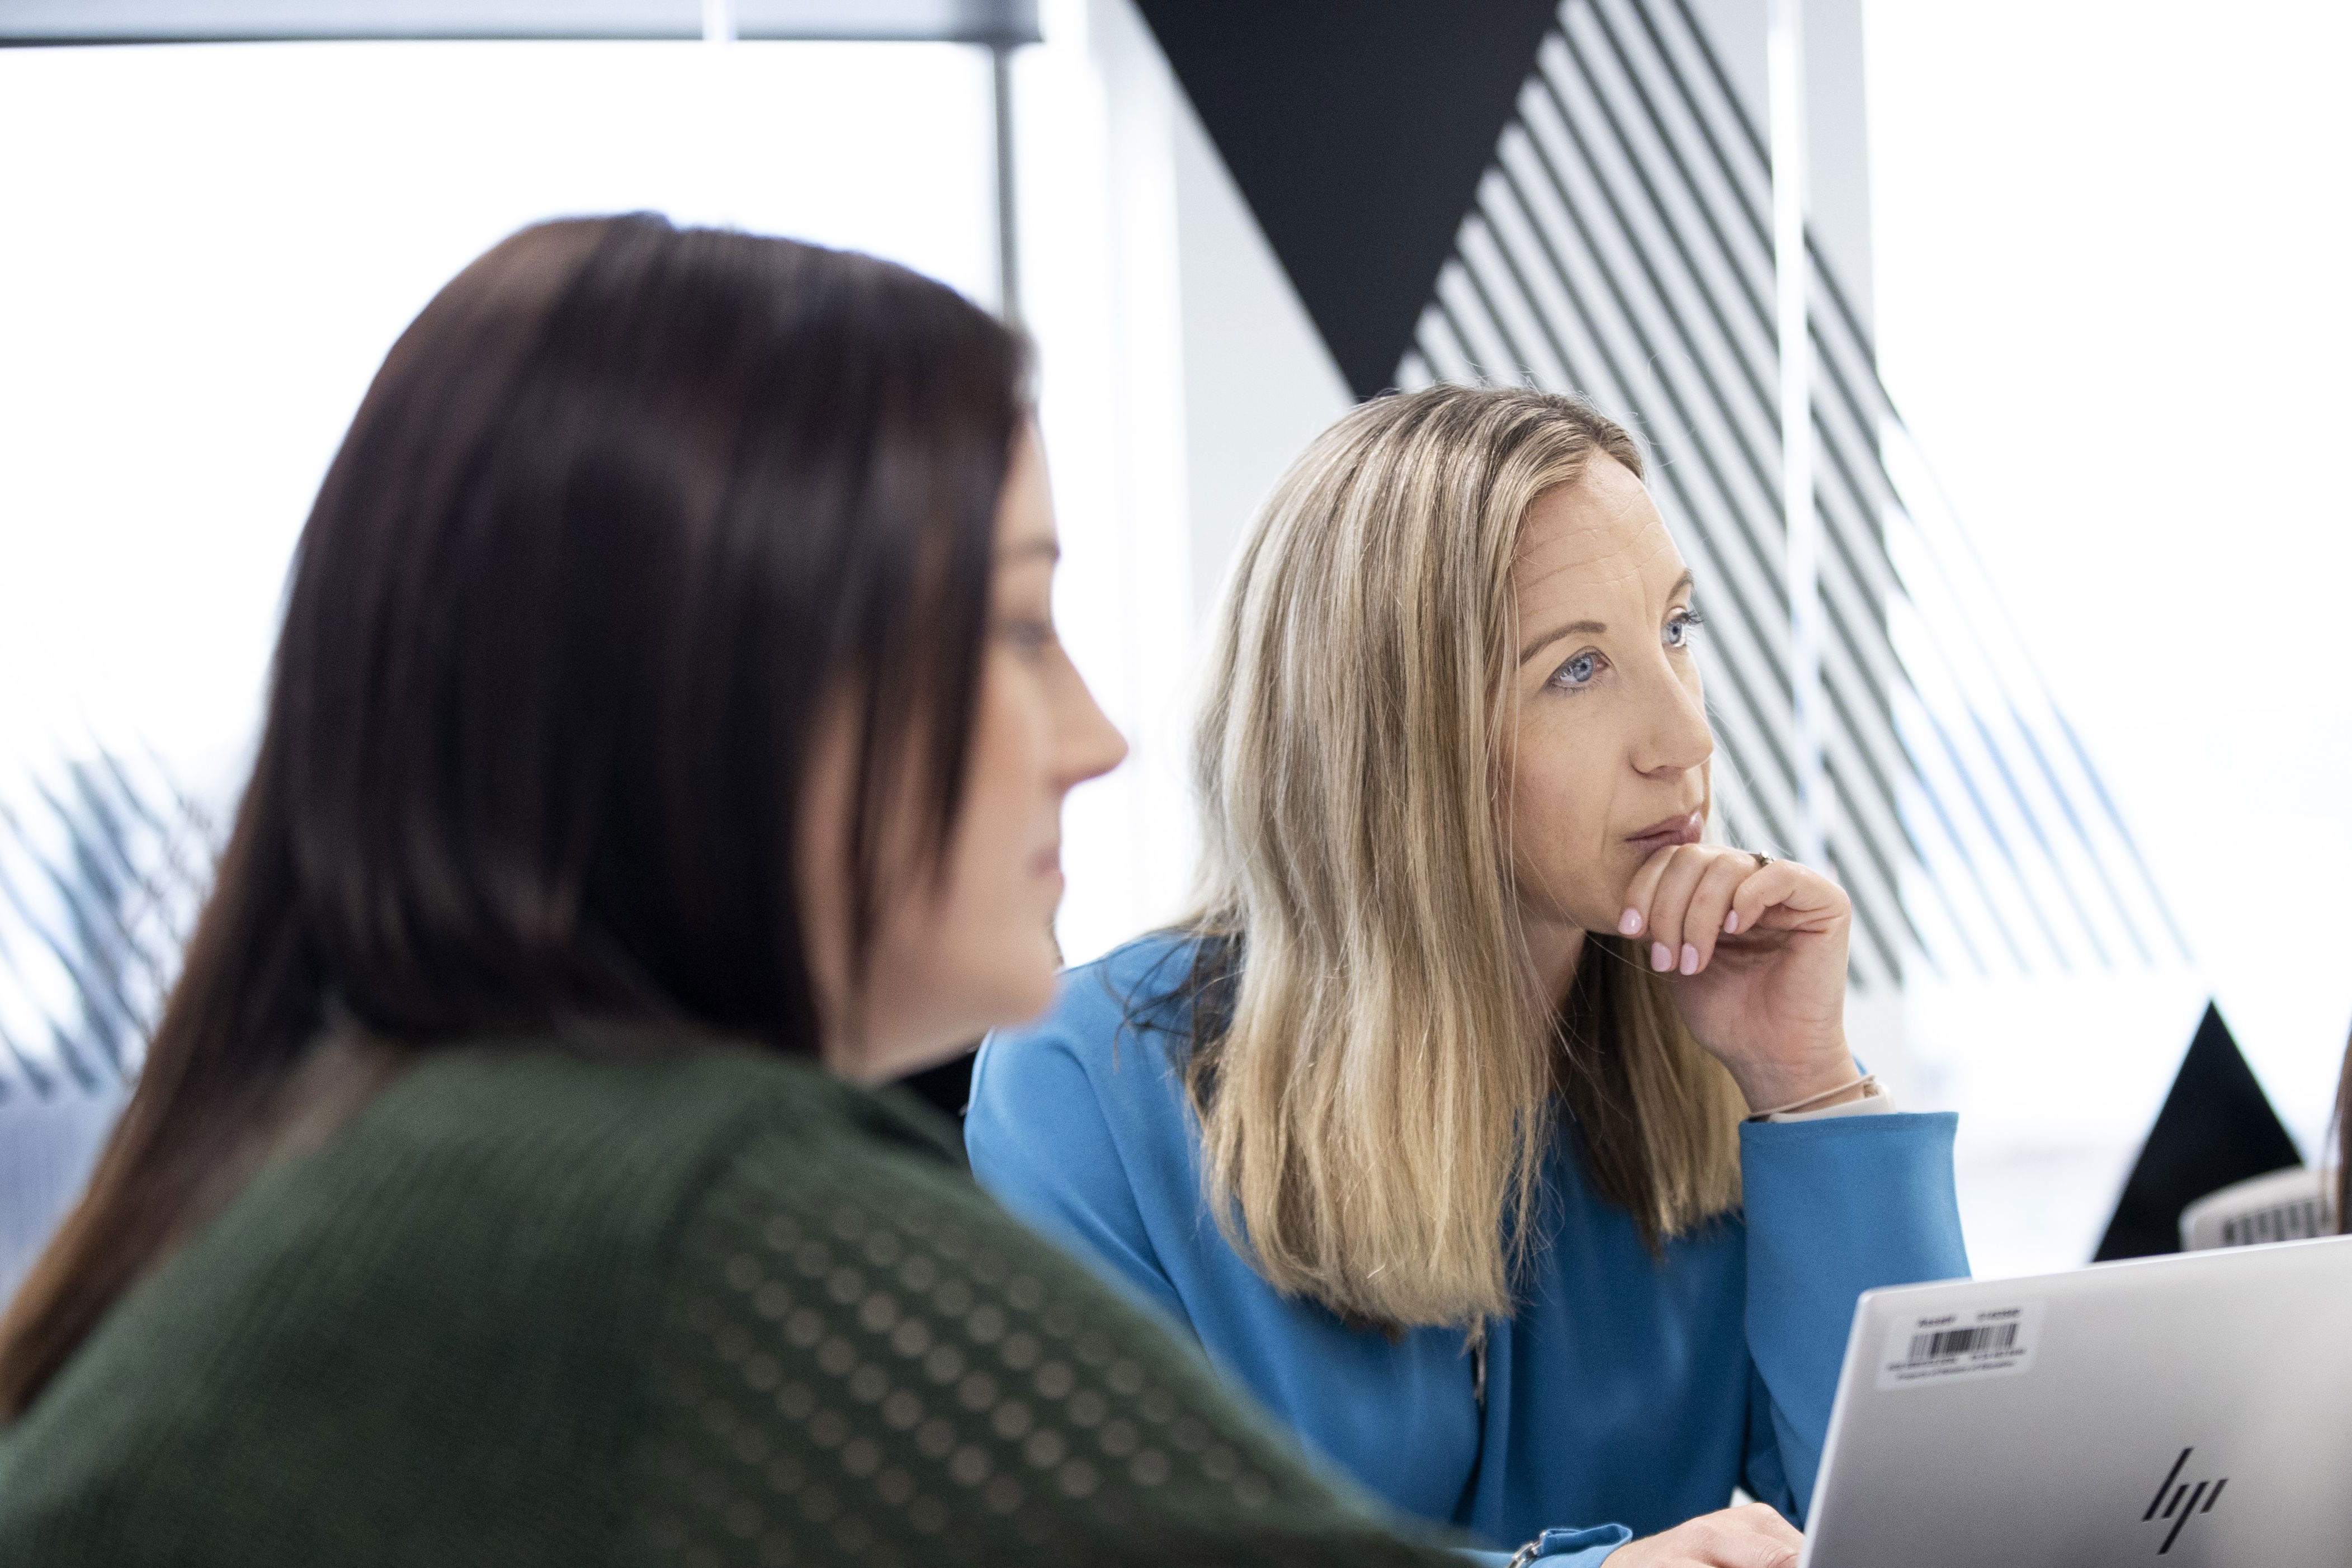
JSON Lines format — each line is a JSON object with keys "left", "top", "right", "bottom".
{"left": 1518, "top": 618, "right": 1607, "bottom": 665}
{"left": 1515, "top": 571, "right": 1697, "bottom": 665}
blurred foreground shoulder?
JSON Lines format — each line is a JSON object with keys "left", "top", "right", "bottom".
{"left": 630, "top": 1054, "right": 1465, "bottom": 1567}
{"left": 0, "top": 1043, "right": 1463, "bottom": 1566}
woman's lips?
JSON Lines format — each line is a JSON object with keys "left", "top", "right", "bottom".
{"left": 1623, "top": 811, "right": 1703, "bottom": 857}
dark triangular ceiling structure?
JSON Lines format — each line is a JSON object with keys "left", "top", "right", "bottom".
{"left": 1133, "top": 0, "right": 1559, "bottom": 400}
{"left": 2094, "top": 1003, "right": 2302, "bottom": 1262}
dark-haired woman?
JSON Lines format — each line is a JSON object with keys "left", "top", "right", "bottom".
{"left": 0, "top": 218, "right": 1529, "bottom": 1566}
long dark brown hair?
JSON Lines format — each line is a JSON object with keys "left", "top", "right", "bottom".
{"left": 0, "top": 215, "right": 1026, "bottom": 1414}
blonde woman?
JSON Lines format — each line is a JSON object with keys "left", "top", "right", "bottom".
{"left": 967, "top": 386, "right": 1968, "bottom": 1567}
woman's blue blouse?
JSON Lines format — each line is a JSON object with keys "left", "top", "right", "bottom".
{"left": 966, "top": 933, "right": 1970, "bottom": 1559}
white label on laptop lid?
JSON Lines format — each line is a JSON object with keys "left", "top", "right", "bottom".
{"left": 1873, "top": 1300, "right": 2044, "bottom": 1391}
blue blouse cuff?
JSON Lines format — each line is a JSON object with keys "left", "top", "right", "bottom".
{"left": 1460, "top": 1523, "right": 1635, "bottom": 1565}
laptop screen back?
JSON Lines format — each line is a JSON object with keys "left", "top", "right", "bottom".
{"left": 1801, "top": 1235, "right": 2352, "bottom": 1567}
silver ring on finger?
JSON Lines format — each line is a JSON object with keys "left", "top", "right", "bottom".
{"left": 1751, "top": 851, "right": 1774, "bottom": 870}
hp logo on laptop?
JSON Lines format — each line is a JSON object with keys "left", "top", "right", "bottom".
{"left": 2143, "top": 1448, "right": 2226, "bottom": 1555}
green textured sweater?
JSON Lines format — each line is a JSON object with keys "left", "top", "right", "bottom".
{"left": 0, "top": 1042, "right": 1460, "bottom": 1566}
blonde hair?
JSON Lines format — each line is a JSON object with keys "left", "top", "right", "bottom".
{"left": 1185, "top": 385, "right": 1748, "bottom": 1332}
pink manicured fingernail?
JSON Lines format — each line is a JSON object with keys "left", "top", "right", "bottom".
{"left": 1619, "top": 908, "right": 1643, "bottom": 936}
{"left": 1680, "top": 943, "right": 1699, "bottom": 975}
{"left": 1650, "top": 942, "right": 1672, "bottom": 972}
{"left": 1723, "top": 910, "right": 1739, "bottom": 934}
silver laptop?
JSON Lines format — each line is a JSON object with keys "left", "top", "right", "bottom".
{"left": 1800, "top": 1234, "right": 2352, "bottom": 1566}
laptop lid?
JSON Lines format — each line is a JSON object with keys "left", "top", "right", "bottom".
{"left": 1800, "top": 1234, "right": 2352, "bottom": 1566}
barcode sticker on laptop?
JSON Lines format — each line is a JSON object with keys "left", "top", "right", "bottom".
{"left": 1874, "top": 1300, "right": 2044, "bottom": 1391}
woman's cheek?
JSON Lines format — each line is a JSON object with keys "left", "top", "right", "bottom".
{"left": 1525, "top": 764, "right": 1616, "bottom": 923}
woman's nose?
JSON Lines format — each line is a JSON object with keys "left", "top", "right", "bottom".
{"left": 1635, "top": 662, "right": 1713, "bottom": 777}
{"left": 1055, "top": 668, "right": 1128, "bottom": 793}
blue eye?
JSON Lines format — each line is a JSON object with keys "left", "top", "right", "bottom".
{"left": 1664, "top": 608, "right": 1705, "bottom": 650}
{"left": 1550, "top": 650, "right": 1602, "bottom": 689}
